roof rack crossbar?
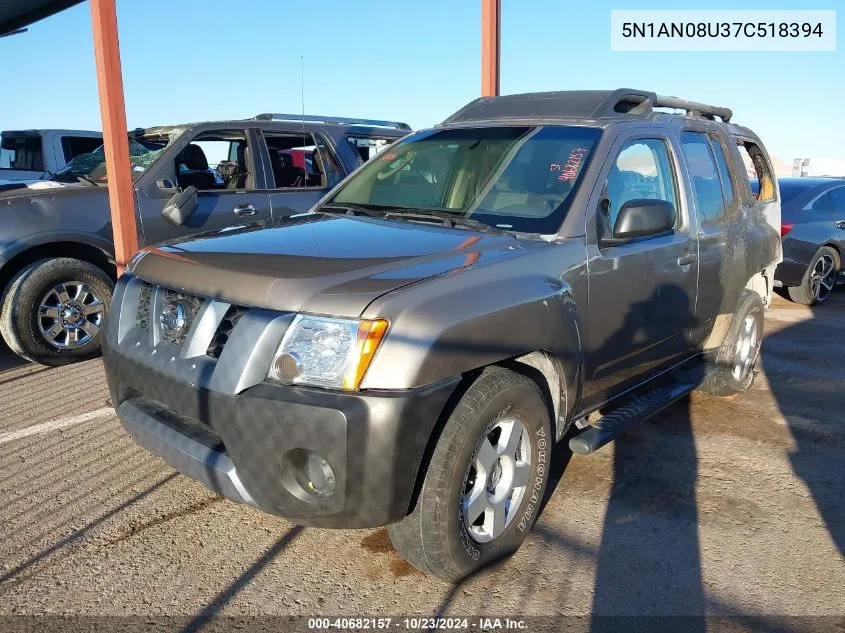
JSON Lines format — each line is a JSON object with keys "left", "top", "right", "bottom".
{"left": 652, "top": 94, "right": 733, "bottom": 123}
{"left": 253, "top": 113, "right": 411, "bottom": 130}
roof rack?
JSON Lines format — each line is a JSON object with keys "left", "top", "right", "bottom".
{"left": 651, "top": 94, "right": 733, "bottom": 123}
{"left": 441, "top": 89, "right": 733, "bottom": 125}
{"left": 585, "top": 89, "right": 734, "bottom": 122}
{"left": 253, "top": 113, "right": 411, "bottom": 130}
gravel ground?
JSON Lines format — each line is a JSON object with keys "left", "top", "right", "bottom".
{"left": 0, "top": 292, "right": 842, "bottom": 629}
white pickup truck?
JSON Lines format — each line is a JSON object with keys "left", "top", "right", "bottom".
{"left": 0, "top": 129, "right": 102, "bottom": 183}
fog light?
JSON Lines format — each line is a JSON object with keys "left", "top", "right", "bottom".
{"left": 269, "top": 351, "right": 302, "bottom": 384}
{"left": 304, "top": 452, "right": 336, "bottom": 498}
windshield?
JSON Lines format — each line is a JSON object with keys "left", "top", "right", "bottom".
{"left": 328, "top": 125, "right": 602, "bottom": 233}
{"left": 51, "top": 131, "right": 179, "bottom": 184}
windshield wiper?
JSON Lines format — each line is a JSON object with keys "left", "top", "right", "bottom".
{"left": 382, "top": 208, "right": 506, "bottom": 234}
{"left": 319, "top": 203, "right": 384, "bottom": 217}
{"left": 321, "top": 203, "right": 510, "bottom": 235}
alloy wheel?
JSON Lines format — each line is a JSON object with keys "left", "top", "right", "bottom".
{"left": 811, "top": 254, "right": 836, "bottom": 303}
{"left": 38, "top": 281, "right": 105, "bottom": 349}
{"left": 461, "top": 417, "right": 532, "bottom": 543}
{"left": 732, "top": 314, "right": 758, "bottom": 383}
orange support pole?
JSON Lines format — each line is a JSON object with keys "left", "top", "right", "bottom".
{"left": 481, "top": 0, "right": 501, "bottom": 97}
{"left": 90, "top": 0, "right": 138, "bottom": 275}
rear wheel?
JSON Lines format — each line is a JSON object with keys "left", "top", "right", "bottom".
{"left": 786, "top": 246, "right": 839, "bottom": 305}
{"left": 0, "top": 258, "right": 113, "bottom": 366}
{"left": 699, "top": 290, "right": 763, "bottom": 397}
{"left": 388, "top": 367, "right": 551, "bottom": 582}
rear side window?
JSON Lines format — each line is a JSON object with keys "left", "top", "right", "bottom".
{"left": 811, "top": 193, "right": 831, "bottom": 213}
{"left": 346, "top": 136, "right": 394, "bottom": 162}
{"left": 0, "top": 135, "right": 43, "bottom": 171}
{"left": 680, "top": 131, "right": 726, "bottom": 225}
{"left": 737, "top": 141, "right": 775, "bottom": 202}
{"left": 708, "top": 136, "right": 736, "bottom": 213}
{"left": 830, "top": 186, "right": 845, "bottom": 213}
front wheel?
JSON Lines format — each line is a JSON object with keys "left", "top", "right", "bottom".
{"left": 0, "top": 258, "right": 114, "bottom": 366}
{"left": 388, "top": 367, "right": 552, "bottom": 582}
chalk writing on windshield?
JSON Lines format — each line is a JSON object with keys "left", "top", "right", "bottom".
{"left": 550, "top": 147, "right": 589, "bottom": 182}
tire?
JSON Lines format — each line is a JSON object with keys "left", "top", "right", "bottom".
{"left": 785, "top": 246, "right": 839, "bottom": 306}
{"left": 699, "top": 290, "right": 764, "bottom": 397}
{"left": 388, "top": 366, "right": 552, "bottom": 582}
{"left": 0, "top": 258, "right": 114, "bottom": 366}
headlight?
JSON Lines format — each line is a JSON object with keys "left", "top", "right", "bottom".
{"left": 268, "top": 315, "right": 388, "bottom": 390}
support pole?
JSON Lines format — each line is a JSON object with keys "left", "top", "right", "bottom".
{"left": 90, "top": 0, "right": 137, "bottom": 275}
{"left": 481, "top": 0, "right": 501, "bottom": 97}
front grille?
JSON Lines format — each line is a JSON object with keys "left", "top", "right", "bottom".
{"left": 132, "top": 280, "right": 247, "bottom": 358}
{"left": 136, "top": 282, "right": 152, "bottom": 332}
{"left": 206, "top": 305, "right": 248, "bottom": 358}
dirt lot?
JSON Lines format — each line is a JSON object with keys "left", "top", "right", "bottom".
{"left": 0, "top": 292, "right": 842, "bottom": 629}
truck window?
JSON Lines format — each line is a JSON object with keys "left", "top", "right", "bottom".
{"left": 262, "top": 132, "right": 341, "bottom": 189}
{"left": 0, "top": 135, "right": 43, "bottom": 171}
{"left": 62, "top": 136, "right": 104, "bottom": 162}
{"left": 680, "top": 131, "right": 726, "bottom": 226}
{"left": 708, "top": 135, "right": 738, "bottom": 216}
{"left": 346, "top": 136, "right": 394, "bottom": 162}
{"left": 175, "top": 130, "right": 253, "bottom": 191}
{"left": 607, "top": 138, "right": 677, "bottom": 229}
{"left": 737, "top": 140, "right": 775, "bottom": 202}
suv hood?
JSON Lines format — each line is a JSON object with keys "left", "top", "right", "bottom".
{"left": 133, "top": 214, "right": 542, "bottom": 316}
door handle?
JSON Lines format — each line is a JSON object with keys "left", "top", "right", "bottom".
{"left": 233, "top": 204, "right": 257, "bottom": 216}
{"left": 678, "top": 253, "right": 698, "bottom": 266}
{"left": 836, "top": 220, "right": 845, "bottom": 230}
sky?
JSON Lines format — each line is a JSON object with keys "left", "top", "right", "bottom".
{"left": 0, "top": 0, "right": 842, "bottom": 163}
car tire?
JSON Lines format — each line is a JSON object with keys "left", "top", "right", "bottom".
{"left": 387, "top": 366, "right": 552, "bottom": 582}
{"left": 786, "top": 246, "right": 839, "bottom": 306}
{"left": 0, "top": 258, "right": 114, "bottom": 366}
{"left": 699, "top": 290, "right": 764, "bottom": 397}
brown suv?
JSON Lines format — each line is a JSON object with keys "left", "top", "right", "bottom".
{"left": 102, "top": 90, "right": 782, "bottom": 581}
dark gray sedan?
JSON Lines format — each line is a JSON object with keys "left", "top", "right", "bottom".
{"left": 768, "top": 177, "right": 845, "bottom": 304}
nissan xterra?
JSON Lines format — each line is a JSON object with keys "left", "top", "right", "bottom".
{"left": 103, "top": 90, "right": 782, "bottom": 582}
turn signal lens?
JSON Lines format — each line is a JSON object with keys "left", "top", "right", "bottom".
{"left": 342, "top": 319, "right": 389, "bottom": 390}
{"left": 781, "top": 222, "right": 794, "bottom": 237}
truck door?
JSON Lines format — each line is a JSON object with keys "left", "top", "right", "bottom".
{"left": 583, "top": 132, "right": 699, "bottom": 406}
{"left": 137, "top": 126, "right": 271, "bottom": 245}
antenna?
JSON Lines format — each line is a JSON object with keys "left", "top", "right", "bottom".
{"left": 300, "top": 55, "right": 307, "bottom": 185}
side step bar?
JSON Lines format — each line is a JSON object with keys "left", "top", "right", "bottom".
{"left": 568, "top": 366, "right": 714, "bottom": 456}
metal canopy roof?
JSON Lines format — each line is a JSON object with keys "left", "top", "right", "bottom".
{"left": 0, "top": 0, "right": 82, "bottom": 36}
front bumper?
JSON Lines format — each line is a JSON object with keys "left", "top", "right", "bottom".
{"left": 103, "top": 276, "right": 459, "bottom": 528}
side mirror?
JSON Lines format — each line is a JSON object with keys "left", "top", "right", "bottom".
{"left": 605, "top": 198, "right": 676, "bottom": 244}
{"left": 162, "top": 186, "right": 198, "bottom": 225}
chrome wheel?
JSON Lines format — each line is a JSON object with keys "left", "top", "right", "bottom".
{"left": 731, "top": 314, "right": 758, "bottom": 383}
{"left": 811, "top": 253, "right": 836, "bottom": 303}
{"left": 461, "top": 417, "right": 532, "bottom": 543}
{"left": 38, "top": 281, "right": 105, "bottom": 349}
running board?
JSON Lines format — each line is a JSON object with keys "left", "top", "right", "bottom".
{"left": 568, "top": 365, "right": 714, "bottom": 456}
